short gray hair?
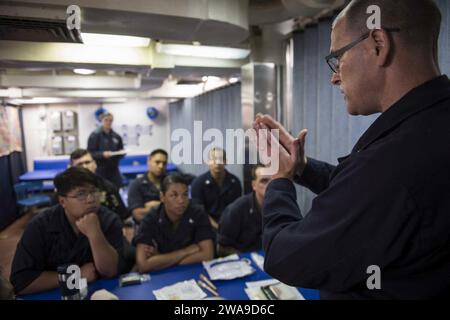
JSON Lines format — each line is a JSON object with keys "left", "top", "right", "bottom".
{"left": 334, "top": 0, "right": 441, "bottom": 56}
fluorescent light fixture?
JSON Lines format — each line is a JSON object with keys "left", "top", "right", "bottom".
{"left": 9, "top": 97, "right": 69, "bottom": 105}
{"left": 156, "top": 43, "right": 250, "bottom": 60}
{"left": 81, "top": 33, "right": 151, "bottom": 47}
{"left": 73, "top": 68, "right": 96, "bottom": 75}
{"left": 6, "top": 87, "right": 22, "bottom": 98}
{"left": 202, "top": 76, "right": 222, "bottom": 83}
{"left": 229, "top": 77, "right": 239, "bottom": 84}
{"left": 103, "top": 98, "right": 128, "bottom": 103}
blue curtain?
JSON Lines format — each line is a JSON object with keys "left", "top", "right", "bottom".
{"left": 437, "top": 0, "right": 450, "bottom": 74}
{"left": 292, "top": 19, "right": 378, "bottom": 215}
{"left": 169, "top": 84, "right": 243, "bottom": 184}
{"left": 0, "top": 152, "right": 25, "bottom": 230}
{"left": 0, "top": 106, "right": 27, "bottom": 230}
{"left": 291, "top": 4, "right": 450, "bottom": 215}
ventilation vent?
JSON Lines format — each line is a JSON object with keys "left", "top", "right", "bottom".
{"left": 0, "top": 15, "right": 82, "bottom": 43}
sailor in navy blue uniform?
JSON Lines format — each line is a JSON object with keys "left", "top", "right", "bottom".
{"left": 191, "top": 147, "right": 242, "bottom": 230}
{"left": 70, "top": 148, "right": 128, "bottom": 220}
{"left": 10, "top": 168, "right": 124, "bottom": 295}
{"left": 87, "top": 112, "right": 125, "bottom": 189}
{"left": 127, "top": 149, "right": 168, "bottom": 223}
{"left": 133, "top": 174, "right": 214, "bottom": 272}
{"left": 253, "top": 0, "right": 450, "bottom": 297}
{"left": 218, "top": 164, "right": 270, "bottom": 256}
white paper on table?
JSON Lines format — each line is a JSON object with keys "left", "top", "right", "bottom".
{"left": 202, "top": 254, "right": 255, "bottom": 280}
{"left": 203, "top": 254, "right": 240, "bottom": 267}
{"left": 153, "top": 279, "right": 207, "bottom": 300}
{"left": 245, "top": 279, "right": 305, "bottom": 300}
{"left": 245, "top": 279, "right": 279, "bottom": 288}
{"left": 250, "top": 252, "right": 265, "bottom": 271}
{"left": 245, "top": 287, "right": 269, "bottom": 300}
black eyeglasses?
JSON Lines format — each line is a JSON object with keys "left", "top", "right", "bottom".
{"left": 325, "top": 28, "right": 400, "bottom": 73}
{"left": 63, "top": 188, "right": 101, "bottom": 202}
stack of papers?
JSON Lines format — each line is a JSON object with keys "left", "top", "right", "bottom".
{"left": 245, "top": 279, "right": 305, "bottom": 300}
{"left": 250, "top": 252, "right": 265, "bottom": 271}
{"left": 202, "top": 254, "right": 255, "bottom": 280}
{"left": 153, "top": 279, "right": 207, "bottom": 300}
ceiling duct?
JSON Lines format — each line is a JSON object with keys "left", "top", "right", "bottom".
{"left": 249, "top": 0, "right": 340, "bottom": 25}
{"left": 0, "top": 15, "right": 82, "bottom": 43}
{"left": 1, "top": 0, "right": 249, "bottom": 46}
{"left": 281, "top": 0, "right": 336, "bottom": 14}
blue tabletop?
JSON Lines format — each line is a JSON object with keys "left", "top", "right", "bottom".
{"left": 20, "top": 252, "right": 320, "bottom": 301}
{"left": 19, "top": 167, "right": 146, "bottom": 182}
{"left": 120, "top": 165, "right": 148, "bottom": 176}
{"left": 19, "top": 169, "right": 63, "bottom": 181}
{"left": 20, "top": 165, "right": 178, "bottom": 182}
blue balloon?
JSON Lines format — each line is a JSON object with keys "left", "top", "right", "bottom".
{"left": 95, "top": 107, "right": 108, "bottom": 122}
{"left": 146, "top": 107, "right": 159, "bottom": 120}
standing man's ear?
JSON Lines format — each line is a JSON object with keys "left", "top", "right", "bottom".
{"left": 370, "top": 29, "right": 391, "bottom": 66}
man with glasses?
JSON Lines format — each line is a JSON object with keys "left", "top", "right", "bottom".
{"left": 70, "top": 149, "right": 135, "bottom": 273}
{"left": 70, "top": 149, "right": 128, "bottom": 221}
{"left": 255, "top": 0, "right": 450, "bottom": 299}
{"left": 10, "top": 167, "right": 124, "bottom": 295}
